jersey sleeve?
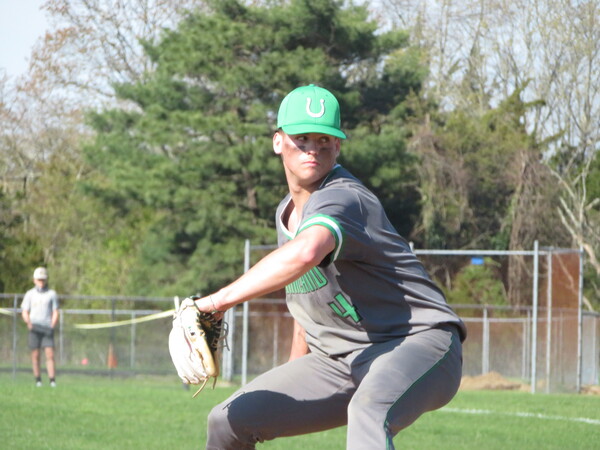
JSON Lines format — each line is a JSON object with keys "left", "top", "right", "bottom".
{"left": 298, "top": 186, "right": 368, "bottom": 266}
{"left": 296, "top": 214, "right": 344, "bottom": 266}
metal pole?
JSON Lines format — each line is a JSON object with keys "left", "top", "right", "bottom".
{"left": 545, "top": 250, "right": 553, "bottom": 393}
{"left": 593, "top": 314, "right": 598, "bottom": 386}
{"left": 242, "top": 239, "right": 250, "bottom": 386}
{"left": 59, "top": 309, "right": 64, "bottom": 364}
{"left": 482, "top": 306, "right": 489, "bottom": 374}
{"left": 12, "top": 294, "right": 18, "bottom": 379}
{"left": 110, "top": 298, "right": 116, "bottom": 377}
{"left": 130, "top": 312, "right": 136, "bottom": 369}
{"left": 576, "top": 246, "right": 584, "bottom": 393}
{"left": 531, "top": 240, "right": 539, "bottom": 393}
{"left": 222, "top": 306, "right": 235, "bottom": 381}
{"left": 522, "top": 315, "right": 529, "bottom": 380}
{"left": 273, "top": 318, "right": 279, "bottom": 368}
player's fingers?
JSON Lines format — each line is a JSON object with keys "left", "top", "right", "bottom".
{"left": 211, "top": 311, "right": 224, "bottom": 321}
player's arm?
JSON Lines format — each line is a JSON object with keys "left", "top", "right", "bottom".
{"left": 288, "top": 320, "right": 309, "bottom": 361}
{"left": 21, "top": 309, "right": 32, "bottom": 329}
{"left": 195, "top": 225, "right": 335, "bottom": 313}
{"left": 51, "top": 308, "right": 59, "bottom": 329}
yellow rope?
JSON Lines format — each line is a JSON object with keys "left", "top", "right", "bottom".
{"left": 74, "top": 309, "right": 174, "bottom": 329}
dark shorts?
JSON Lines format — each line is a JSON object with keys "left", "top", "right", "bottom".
{"left": 28, "top": 324, "right": 55, "bottom": 350}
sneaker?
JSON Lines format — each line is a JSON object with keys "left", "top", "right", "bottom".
{"left": 36, "top": 381, "right": 42, "bottom": 387}
{"left": 50, "top": 381, "right": 56, "bottom": 388}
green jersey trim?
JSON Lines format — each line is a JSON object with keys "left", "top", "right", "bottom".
{"left": 297, "top": 214, "right": 344, "bottom": 263}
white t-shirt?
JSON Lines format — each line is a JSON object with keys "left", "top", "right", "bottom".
{"left": 21, "top": 287, "right": 59, "bottom": 328}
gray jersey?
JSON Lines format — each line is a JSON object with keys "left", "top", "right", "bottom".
{"left": 276, "top": 165, "right": 466, "bottom": 357}
{"left": 21, "top": 287, "right": 59, "bottom": 328}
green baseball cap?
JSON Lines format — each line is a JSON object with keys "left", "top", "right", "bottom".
{"left": 277, "top": 84, "right": 346, "bottom": 139}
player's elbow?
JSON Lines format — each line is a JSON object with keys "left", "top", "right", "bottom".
{"left": 292, "top": 237, "right": 334, "bottom": 268}
{"left": 294, "top": 244, "right": 324, "bottom": 268}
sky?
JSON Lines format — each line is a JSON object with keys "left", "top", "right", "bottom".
{"left": 0, "top": 1, "right": 48, "bottom": 79}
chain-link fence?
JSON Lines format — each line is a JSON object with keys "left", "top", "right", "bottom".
{"left": 0, "top": 294, "right": 175, "bottom": 377}
{"left": 2, "top": 245, "right": 598, "bottom": 393}
{"left": 1, "top": 294, "right": 598, "bottom": 393}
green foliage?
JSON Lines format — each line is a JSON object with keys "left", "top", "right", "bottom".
{"left": 444, "top": 258, "right": 508, "bottom": 309}
{"left": 411, "top": 86, "right": 547, "bottom": 250}
{"left": 587, "top": 152, "right": 600, "bottom": 204}
{"left": 0, "top": 217, "right": 44, "bottom": 293}
{"left": 82, "top": 0, "right": 425, "bottom": 295}
{"left": 0, "top": 180, "right": 44, "bottom": 292}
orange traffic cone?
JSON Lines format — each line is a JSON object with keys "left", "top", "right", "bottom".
{"left": 107, "top": 343, "right": 118, "bottom": 368}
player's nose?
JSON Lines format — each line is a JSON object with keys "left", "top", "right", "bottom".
{"left": 302, "top": 137, "right": 320, "bottom": 154}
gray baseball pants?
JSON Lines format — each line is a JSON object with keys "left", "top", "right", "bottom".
{"left": 206, "top": 324, "right": 462, "bottom": 449}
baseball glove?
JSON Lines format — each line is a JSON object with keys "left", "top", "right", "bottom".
{"left": 168, "top": 296, "right": 227, "bottom": 398}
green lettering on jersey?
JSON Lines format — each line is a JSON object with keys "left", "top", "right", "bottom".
{"left": 328, "top": 293, "right": 362, "bottom": 323}
{"left": 286, "top": 267, "right": 328, "bottom": 294}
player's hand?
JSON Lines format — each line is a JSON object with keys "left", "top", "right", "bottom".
{"left": 192, "top": 295, "right": 225, "bottom": 320}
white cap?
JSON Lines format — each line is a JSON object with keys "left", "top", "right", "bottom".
{"left": 33, "top": 267, "right": 48, "bottom": 280}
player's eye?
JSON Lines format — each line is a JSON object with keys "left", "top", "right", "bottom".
{"left": 291, "top": 135, "right": 308, "bottom": 146}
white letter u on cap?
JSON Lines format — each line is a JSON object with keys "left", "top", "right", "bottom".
{"left": 306, "top": 98, "right": 325, "bottom": 118}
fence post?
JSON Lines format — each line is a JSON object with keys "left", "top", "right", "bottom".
{"left": 241, "top": 239, "right": 250, "bottom": 386}
{"left": 545, "top": 249, "right": 553, "bottom": 394}
{"left": 222, "top": 307, "right": 235, "bottom": 381}
{"left": 531, "top": 240, "right": 539, "bottom": 393}
{"left": 12, "top": 294, "right": 18, "bottom": 379}
{"left": 522, "top": 311, "right": 529, "bottom": 380}
{"left": 59, "top": 309, "right": 64, "bottom": 364}
{"left": 130, "top": 312, "right": 136, "bottom": 369}
{"left": 273, "top": 318, "right": 279, "bottom": 368}
{"left": 577, "top": 246, "right": 584, "bottom": 393}
{"left": 482, "top": 306, "right": 489, "bottom": 374}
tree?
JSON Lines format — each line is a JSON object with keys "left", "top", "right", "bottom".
{"left": 0, "top": 0, "right": 203, "bottom": 294}
{"left": 376, "top": 0, "right": 600, "bottom": 309}
{"left": 407, "top": 86, "right": 570, "bottom": 306}
{"left": 83, "top": 0, "right": 426, "bottom": 295}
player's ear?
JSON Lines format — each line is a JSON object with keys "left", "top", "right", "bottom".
{"left": 273, "top": 130, "right": 283, "bottom": 155}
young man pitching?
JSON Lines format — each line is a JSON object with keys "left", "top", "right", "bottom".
{"left": 191, "top": 85, "right": 466, "bottom": 449}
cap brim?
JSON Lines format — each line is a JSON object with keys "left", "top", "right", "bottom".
{"left": 282, "top": 124, "right": 346, "bottom": 139}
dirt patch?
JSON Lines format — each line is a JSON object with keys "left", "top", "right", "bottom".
{"left": 460, "top": 371, "right": 529, "bottom": 391}
{"left": 581, "top": 385, "right": 600, "bottom": 396}
{"left": 460, "top": 372, "right": 600, "bottom": 395}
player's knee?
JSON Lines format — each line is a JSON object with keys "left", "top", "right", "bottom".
{"left": 348, "top": 385, "right": 375, "bottom": 411}
{"left": 347, "top": 387, "right": 378, "bottom": 425}
{"left": 207, "top": 402, "right": 256, "bottom": 449}
{"left": 207, "top": 403, "right": 228, "bottom": 432}
{"left": 207, "top": 404, "right": 229, "bottom": 447}
{"left": 207, "top": 403, "right": 240, "bottom": 442}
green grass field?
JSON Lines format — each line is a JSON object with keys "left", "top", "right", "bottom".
{"left": 2, "top": 373, "right": 599, "bottom": 449}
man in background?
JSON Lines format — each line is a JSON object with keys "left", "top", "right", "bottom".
{"left": 21, "top": 267, "right": 59, "bottom": 387}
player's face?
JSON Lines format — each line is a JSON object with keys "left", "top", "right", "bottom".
{"left": 273, "top": 131, "right": 340, "bottom": 190}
